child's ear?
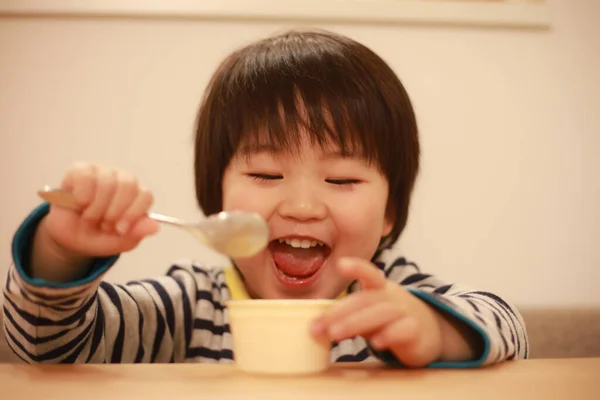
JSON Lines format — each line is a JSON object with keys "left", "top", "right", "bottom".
{"left": 381, "top": 204, "right": 395, "bottom": 237}
{"left": 382, "top": 218, "right": 393, "bottom": 238}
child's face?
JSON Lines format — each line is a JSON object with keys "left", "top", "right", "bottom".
{"left": 222, "top": 134, "right": 393, "bottom": 299}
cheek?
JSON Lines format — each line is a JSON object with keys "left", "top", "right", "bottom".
{"left": 333, "top": 192, "right": 389, "bottom": 242}
{"left": 221, "top": 174, "right": 272, "bottom": 219}
{"left": 341, "top": 201, "right": 388, "bottom": 230}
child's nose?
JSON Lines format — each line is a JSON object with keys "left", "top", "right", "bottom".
{"left": 277, "top": 188, "right": 327, "bottom": 221}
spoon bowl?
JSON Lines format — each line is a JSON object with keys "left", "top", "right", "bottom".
{"left": 37, "top": 186, "right": 270, "bottom": 259}
{"left": 177, "top": 210, "right": 270, "bottom": 258}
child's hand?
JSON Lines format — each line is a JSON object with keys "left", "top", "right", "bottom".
{"left": 42, "top": 163, "right": 159, "bottom": 258}
{"left": 311, "top": 257, "right": 444, "bottom": 367}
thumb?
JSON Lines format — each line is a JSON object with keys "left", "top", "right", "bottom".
{"left": 127, "top": 217, "right": 160, "bottom": 239}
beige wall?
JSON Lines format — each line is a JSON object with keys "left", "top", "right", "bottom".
{"left": 1, "top": 0, "right": 598, "bottom": 307}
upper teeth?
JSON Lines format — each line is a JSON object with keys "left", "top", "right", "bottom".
{"left": 278, "top": 238, "right": 324, "bottom": 248}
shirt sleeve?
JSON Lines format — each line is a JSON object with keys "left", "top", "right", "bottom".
{"left": 2, "top": 203, "right": 202, "bottom": 364}
{"left": 368, "top": 247, "right": 529, "bottom": 368}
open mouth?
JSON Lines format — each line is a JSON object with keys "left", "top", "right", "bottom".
{"left": 268, "top": 237, "right": 332, "bottom": 287}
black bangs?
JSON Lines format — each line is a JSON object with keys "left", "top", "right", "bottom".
{"left": 216, "top": 31, "right": 394, "bottom": 166}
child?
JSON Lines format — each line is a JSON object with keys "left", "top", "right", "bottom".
{"left": 3, "top": 30, "right": 527, "bottom": 367}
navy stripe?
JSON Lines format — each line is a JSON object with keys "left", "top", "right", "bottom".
{"left": 20, "top": 288, "right": 83, "bottom": 308}
{"left": 173, "top": 279, "right": 193, "bottom": 352}
{"left": 434, "top": 284, "right": 452, "bottom": 294}
{"left": 61, "top": 326, "right": 94, "bottom": 363}
{"left": 335, "top": 347, "right": 370, "bottom": 362}
{"left": 4, "top": 293, "right": 96, "bottom": 327}
{"left": 45, "top": 298, "right": 82, "bottom": 308}
{"left": 191, "top": 265, "right": 211, "bottom": 276}
{"left": 389, "top": 257, "right": 420, "bottom": 271}
{"left": 116, "top": 284, "right": 145, "bottom": 363}
{"left": 18, "top": 286, "right": 81, "bottom": 311}
{"left": 2, "top": 305, "right": 83, "bottom": 345}
{"left": 401, "top": 273, "right": 431, "bottom": 285}
{"left": 4, "top": 327, "right": 38, "bottom": 362}
{"left": 211, "top": 282, "right": 227, "bottom": 292}
{"left": 24, "top": 285, "right": 91, "bottom": 302}
{"left": 86, "top": 299, "right": 105, "bottom": 362}
{"left": 193, "top": 318, "right": 228, "bottom": 336}
{"left": 383, "top": 257, "right": 415, "bottom": 277}
{"left": 491, "top": 309, "right": 509, "bottom": 357}
{"left": 460, "top": 297, "right": 488, "bottom": 326}
{"left": 150, "top": 302, "right": 166, "bottom": 362}
{"left": 473, "top": 313, "right": 487, "bottom": 327}
{"left": 100, "top": 283, "right": 126, "bottom": 363}
{"left": 167, "top": 264, "right": 192, "bottom": 277}
{"left": 195, "top": 290, "right": 225, "bottom": 311}
{"left": 390, "top": 257, "right": 407, "bottom": 267}
{"left": 221, "top": 349, "right": 234, "bottom": 360}
{"left": 186, "top": 346, "right": 233, "bottom": 361}
{"left": 470, "top": 291, "right": 513, "bottom": 311}
{"left": 46, "top": 304, "right": 82, "bottom": 312}
{"left": 190, "top": 266, "right": 228, "bottom": 290}
{"left": 144, "top": 280, "right": 176, "bottom": 339}
{"left": 464, "top": 298, "right": 480, "bottom": 312}
{"left": 3, "top": 332, "right": 28, "bottom": 363}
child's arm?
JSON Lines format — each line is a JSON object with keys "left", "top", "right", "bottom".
{"left": 374, "top": 250, "right": 528, "bottom": 366}
{"left": 3, "top": 263, "right": 200, "bottom": 364}
{"left": 2, "top": 205, "right": 205, "bottom": 363}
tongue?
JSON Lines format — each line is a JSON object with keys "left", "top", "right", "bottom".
{"left": 270, "top": 241, "right": 328, "bottom": 277}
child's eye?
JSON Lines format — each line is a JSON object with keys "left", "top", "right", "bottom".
{"left": 326, "top": 179, "right": 361, "bottom": 187}
{"left": 248, "top": 173, "right": 282, "bottom": 182}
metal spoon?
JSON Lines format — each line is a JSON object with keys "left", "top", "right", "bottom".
{"left": 37, "top": 186, "right": 270, "bottom": 258}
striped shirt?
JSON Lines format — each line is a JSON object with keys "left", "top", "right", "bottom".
{"left": 2, "top": 204, "right": 529, "bottom": 366}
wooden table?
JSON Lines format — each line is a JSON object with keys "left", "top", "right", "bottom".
{"left": 1, "top": 358, "right": 598, "bottom": 399}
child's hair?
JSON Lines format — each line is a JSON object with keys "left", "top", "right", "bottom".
{"left": 193, "top": 29, "right": 420, "bottom": 249}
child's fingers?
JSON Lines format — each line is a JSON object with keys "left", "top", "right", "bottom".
{"left": 338, "top": 257, "right": 387, "bottom": 290}
{"left": 115, "top": 187, "right": 154, "bottom": 235}
{"left": 128, "top": 217, "right": 160, "bottom": 239}
{"left": 104, "top": 172, "right": 139, "bottom": 223}
{"left": 100, "top": 221, "right": 113, "bottom": 233}
{"left": 325, "top": 301, "right": 404, "bottom": 342}
{"left": 369, "top": 316, "right": 419, "bottom": 350}
{"left": 82, "top": 168, "right": 117, "bottom": 221}
{"left": 61, "top": 162, "right": 97, "bottom": 207}
{"left": 312, "top": 291, "right": 383, "bottom": 336}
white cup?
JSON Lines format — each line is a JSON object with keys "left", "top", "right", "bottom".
{"left": 226, "top": 299, "right": 336, "bottom": 375}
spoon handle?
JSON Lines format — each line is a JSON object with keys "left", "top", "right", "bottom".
{"left": 146, "top": 211, "right": 187, "bottom": 228}
{"left": 37, "top": 186, "right": 188, "bottom": 229}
